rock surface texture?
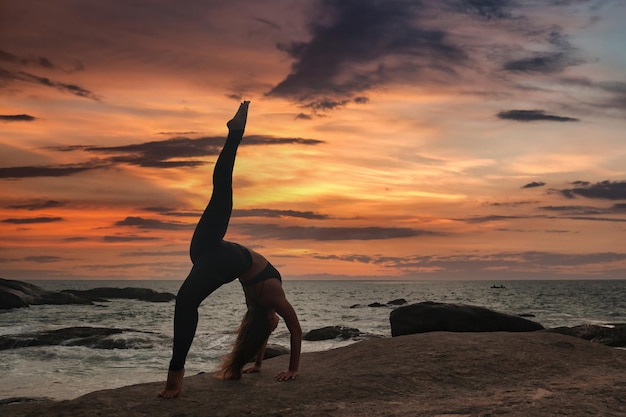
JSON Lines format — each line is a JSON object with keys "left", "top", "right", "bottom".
{"left": 1, "top": 332, "right": 625, "bottom": 417}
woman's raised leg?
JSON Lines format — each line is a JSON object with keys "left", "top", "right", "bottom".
{"left": 189, "top": 101, "right": 249, "bottom": 263}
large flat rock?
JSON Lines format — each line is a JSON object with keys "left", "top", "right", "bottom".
{"left": 389, "top": 301, "right": 544, "bottom": 336}
{"left": 2, "top": 331, "right": 625, "bottom": 417}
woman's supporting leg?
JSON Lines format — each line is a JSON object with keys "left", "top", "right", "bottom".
{"left": 189, "top": 101, "right": 249, "bottom": 263}
{"left": 168, "top": 264, "right": 225, "bottom": 371}
{"left": 160, "top": 264, "right": 225, "bottom": 397}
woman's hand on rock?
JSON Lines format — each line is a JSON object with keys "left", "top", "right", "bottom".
{"left": 275, "top": 370, "right": 297, "bottom": 381}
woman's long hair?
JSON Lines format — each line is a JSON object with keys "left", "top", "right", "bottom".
{"left": 218, "top": 305, "right": 272, "bottom": 379}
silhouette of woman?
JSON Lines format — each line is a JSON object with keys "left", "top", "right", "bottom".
{"left": 159, "top": 102, "right": 301, "bottom": 398}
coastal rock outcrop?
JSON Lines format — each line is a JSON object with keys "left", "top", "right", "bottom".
{"left": 264, "top": 343, "right": 290, "bottom": 358}
{"left": 2, "top": 332, "right": 625, "bottom": 417}
{"left": 0, "top": 278, "right": 92, "bottom": 309}
{"left": 0, "top": 278, "right": 175, "bottom": 309}
{"left": 303, "top": 326, "right": 363, "bottom": 341}
{"left": 389, "top": 301, "right": 544, "bottom": 337}
{"left": 547, "top": 324, "right": 626, "bottom": 347}
{"left": 62, "top": 287, "right": 176, "bottom": 302}
{"left": 349, "top": 298, "right": 408, "bottom": 308}
{"left": 0, "top": 326, "right": 163, "bottom": 350}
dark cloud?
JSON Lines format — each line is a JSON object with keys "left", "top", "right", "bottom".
{"left": 537, "top": 202, "right": 626, "bottom": 220}
{"left": 23, "top": 256, "right": 64, "bottom": 263}
{"left": 502, "top": 31, "right": 583, "bottom": 74}
{"left": 1, "top": 216, "right": 63, "bottom": 224}
{"left": 267, "top": 0, "right": 466, "bottom": 104}
{"left": 143, "top": 207, "right": 200, "bottom": 218}
{"left": 0, "top": 49, "right": 90, "bottom": 99}
{"left": 15, "top": 71, "right": 100, "bottom": 101}
{"left": 103, "top": 235, "right": 162, "bottom": 243}
{"left": 232, "top": 208, "right": 328, "bottom": 220}
{"left": 555, "top": 180, "right": 626, "bottom": 200}
{"left": 522, "top": 181, "right": 546, "bottom": 189}
{"left": 611, "top": 203, "right": 626, "bottom": 212}
{"left": 312, "top": 254, "right": 375, "bottom": 263}
{"left": 0, "top": 114, "right": 36, "bottom": 122}
{"left": 157, "top": 131, "right": 202, "bottom": 136}
{"left": 460, "top": 215, "right": 530, "bottom": 224}
{"left": 0, "top": 255, "right": 69, "bottom": 264}
{"left": 539, "top": 205, "right": 606, "bottom": 215}
{"left": 252, "top": 17, "right": 282, "bottom": 31}
{"left": 560, "top": 77, "right": 626, "bottom": 111}
{"left": 561, "top": 216, "right": 626, "bottom": 223}
{"left": 244, "top": 135, "right": 325, "bottom": 146}
{"left": 304, "top": 99, "right": 352, "bottom": 111}
{"left": 295, "top": 113, "right": 312, "bottom": 120}
{"left": 504, "top": 52, "right": 573, "bottom": 74}
{"left": 0, "top": 163, "right": 104, "bottom": 179}
{"left": 498, "top": 110, "right": 579, "bottom": 122}
{"left": 455, "top": 214, "right": 527, "bottom": 224}
{"left": 1, "top": 134, "right": 324, "bottom": 179}
{"left": 120, "top": 250, "right": 188, "bottom": 257}
{"left": 235, "top": 223, "right": 443, "bottom": 241}
{"left": 0, "top": 49, "right": 83, "bottom": 72}
{"left": 114, "top": 216, "right": 194, "bottom": 231}
{"left": 485, "top": 201, "right": 538, "bottom": 207}
{"left": 53, "top": 135, "right": 324, "bottom": 169}
{"left": 300, "top": 96, "right": 370, "bottom": 113}
{"left": 8, "top": 200, "right": 64, "bottom": 210}
{"left": 314, "top": 250, "right": 626, "bottom": 276}
{"left": 449, "top": 0, "right": 514, "bottom": 20}
{"left": 593, "top": 81, "right": 626, "bottom": 110}
{"left": 0, "top": 50, "right": 19, "bottom": 63}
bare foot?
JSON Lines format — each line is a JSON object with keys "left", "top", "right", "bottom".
{"left": 158, "top": 368, "right": 185, "bottom": 398}
{"left": 227, "top": 101, "right": 250, "bottom": 134}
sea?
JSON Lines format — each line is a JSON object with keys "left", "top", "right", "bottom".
{"left": 1, "top": 279, "right": 624, "bottom": 401}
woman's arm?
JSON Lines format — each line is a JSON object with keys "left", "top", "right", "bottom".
{"left": 243, "top": 337, "right": 269, "bottom": 373}
{"left": 263, "top": 280, "right": 302, "bottom": 380}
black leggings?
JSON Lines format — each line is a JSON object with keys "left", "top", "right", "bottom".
{"left": 169, "top": 131, "right": 251, "bottom": 371}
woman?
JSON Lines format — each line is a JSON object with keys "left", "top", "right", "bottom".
{"left": 159, "top": 101, "right": 302, "bottom": 398}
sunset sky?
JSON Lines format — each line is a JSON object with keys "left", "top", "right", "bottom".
{"left": 1, "top": 0, "right": 625, "bottom": 281}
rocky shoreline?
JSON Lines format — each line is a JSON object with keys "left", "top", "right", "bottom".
{"left": 2, "top": 331, "right": 625, "bottom": 417}
{"left": 2, "top": 277, "right": 626, "bottom": 415}
{"left": 2, "top": 278, "right": 625, "bottom": 350}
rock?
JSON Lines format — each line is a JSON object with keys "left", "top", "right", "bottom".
{"left": 303, "top": 326, "right": 362, "bottom": 341}
{"left": 0, "top": 326, "right": 160, "bottom": 350}
{"left": 547, "top": 324, "right": 626, "bottom": 347}
{"left": 263, "top": 344, "right": 289, "bottom": 359}
{"left": 519, "top": 313, "right": 536, "bottom": 317}
{"left": 352, "top": 299, "right": 406, "bottom": 308}
{"left": 368, "top": 302, "right": 386, "bottom": 307}
{"left": 62, "top": 287, "right": 176, "bottom": 302}
{"left": 389, "top": 301, "right": 544, "bottom": 337}
{"left": 2, "top": 332, "right": 625, "bottom": 417}
{"left": 0, "top": 278, "right": 93, "bottom": 309}
{"left": 0, "top": 397, "right": 53, "bottom": 406}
